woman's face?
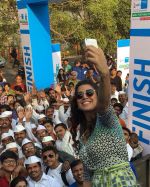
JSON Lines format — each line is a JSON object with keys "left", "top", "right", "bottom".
{"left": 16, "top": 181, "right": 27, "bottom": 187}
{"left": 110, "top": 69, "right": 116, "bottom": 76}
{"left": 59, "top": 70, "right": 64, "bottom": 75}
{"left": 76, "top": 84, "right": 97, "bottom": 112}
{"left": 16, "top": 76, "right": 22, "bottom": 84}
{"left": 4, "top": 85, "right": 10, "bottom": 91}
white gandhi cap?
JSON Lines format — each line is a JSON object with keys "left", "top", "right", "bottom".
{"left": 38, "top": 114, "right": 46, "bottom": 120}
{"left": 62, "top": 98, "right": 69, "bottom": 102}
{"left": 0, "top": 111, "right": 12, "bottom": 118}
{"left": 1, "top": 132, "right": 12, "bottom": 140}
{"left": 25, "top": 156, "right": 41, "bottom": 165}
{"left": 118, "top": 91, "right": 126, "bottom": 95}
{"left": 6, "top": 142, "right": 18, "bottom": 150}
{"left": 36, "top": 125, "right": 46, "bottom": 131}
{"left": 14, "top": 125, "right": 25, "bottom": 133}
{"left": 31, "top": 123, "right": 37, "bottom": 129}
{"left": 22, "top": 138, "right": 32, "bottom": 147}
{"left": 42, "top": 136, "right": 54, "bottom": 143}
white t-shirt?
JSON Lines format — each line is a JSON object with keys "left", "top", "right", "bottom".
{"left": 59, "top": 106, "right": 71, "bottom": 126}
{"left": 126, "top": 143, "right": 133, "bottom": 161}
{"left": 27, "top": 172, "right": 61, "bottom": 187}
{"left": 47, "top": 163, "right": 75, "bottom": 187}
{"left": 120, "top": 102, "right": 128, "bottom": 125}
{"left": 53, "top": 109, "right": 62, "bottom": 125}
{"left": 56, "top": 131, "right": 76, "bottom": 157}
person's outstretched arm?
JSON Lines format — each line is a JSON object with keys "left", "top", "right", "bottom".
{"left": 85, "top": 46, "right": 110, "bottom": 114}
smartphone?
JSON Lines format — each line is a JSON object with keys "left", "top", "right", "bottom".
{"left": 85, "top": 38, "right": 98, "bottom": 48}
{"left": 81, "top": 39, "right": 98, "bottom": 67}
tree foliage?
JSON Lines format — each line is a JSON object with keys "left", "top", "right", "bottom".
{"left": 0, "top": 0, "right": 19, "bottom": 49}
{"left": 0, "top": 0, "right": 131, "bottom": 54}
{"left": 115, "top": 0, "right": 131, "bottom": 38}
{"left": 50, "top": 0, "right": 131, "bottom": 54}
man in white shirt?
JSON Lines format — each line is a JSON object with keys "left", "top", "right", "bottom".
{"left": 59, "top": 98, "right": 71, "bottom": 126}
{"left": 42, "top": 146, "right": 75, "bottom": 186}
{"left": 25, "top": 155, "right": 61, "bottom": 187}
{"left": 52, "top": 99, "right": 71, "bottom": 127}
{"left": 54, "top": 123, "right": 76, "bottom": 157}
{"left": 118, "top": 91, "right": 128, "bottom": 125}
{"left": 0, "top": 111, "right": 14, "bottom": 136}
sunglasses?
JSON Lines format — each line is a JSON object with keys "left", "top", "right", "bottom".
{"left": 76, "top": 89, "right": 96, "bottom": 99}
{"left": 43, "top": 154, "right": 54, "bottom": 160}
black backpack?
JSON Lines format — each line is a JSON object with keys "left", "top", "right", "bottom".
{"left": 45, "top": 166, "right": 69, "bottom": 186}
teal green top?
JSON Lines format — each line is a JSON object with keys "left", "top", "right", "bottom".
{"left": 79, "top": 106, "right": 128, "bottom": 172}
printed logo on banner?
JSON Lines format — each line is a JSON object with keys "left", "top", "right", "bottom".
{"left": 118, "top": 57, "right": 129, "bottom": 70}
{"left": 17, "top": 7, "right": 33, "bottom": 92}
{"left": 141, "top": 0, "right": 148, "bottom": 9}
{"left": 125, "top": 57, "right": 129, "bottom": 63}
{"left": 133, "top": 0, "right": 142, "bottom": 10}
{"left": 22, "top": 35, "right": 34, "bottom": 92}
{"left": 18, "top": 9, "right": 29, "bottom": 30}
{"left": 132, "top": 0, "right": 150, "bottom": 22}
{"left": 130, "top": 0, "right": 150, "bottom": 155}
{"left": 20, "top": 13, "right": 28, "bottom": 25}
{"left": 131, "top": 59, "right": 150, "bottom": 145}
{"left": 133, "top": 0, "right": 148, "bottom": 11}
{"left": 24, "top": 48, "right": 33, "bottom": 92}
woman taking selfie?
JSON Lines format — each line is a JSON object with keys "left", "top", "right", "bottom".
{"left": 71, "top": 46, "right": 138, "bottom": 186}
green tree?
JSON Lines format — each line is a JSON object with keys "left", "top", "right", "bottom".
{"left": 115, "top": 0, "right": 131, "bottom": 38}
{"left": 0, "top": 0, "right": 131, "bottom": 55}
{"left": 0, "top": 0, "right": 19, "bottom": 50}
{"left": 50, "top": 0, "right": 131, "bottom": 54}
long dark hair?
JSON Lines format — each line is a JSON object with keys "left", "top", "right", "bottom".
{"left": 71, "top": 79, "right": 98, "bottom": 138}
{"left": 57, "top": 68, "right": 66, "bottom": 82}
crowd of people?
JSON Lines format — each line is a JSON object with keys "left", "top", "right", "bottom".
{"left": 0, "top": 46, "right": 143, "bottom": 186}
